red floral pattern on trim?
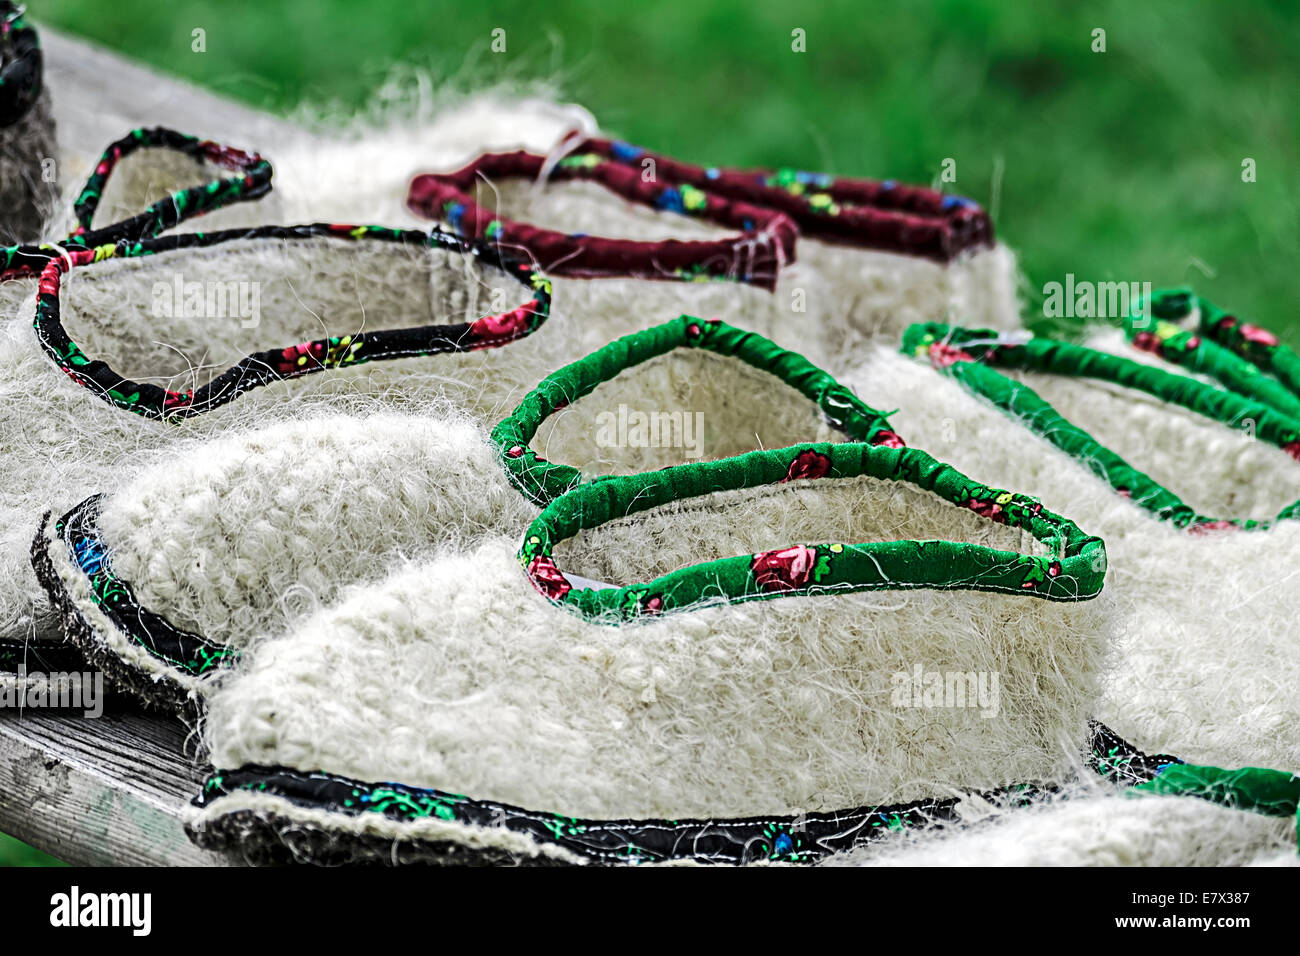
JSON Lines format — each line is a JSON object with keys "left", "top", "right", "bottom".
{"left": 527, "top": 555, "right": 572, "bottom": 601}
{"left": 750, "top": 545, "right": 818, "bottom": 592}
{"left": 781, "top": 450, "right": 832, "bottom": 482}
{"left": 966, "top": 498, "right": 1007, "bottom": 523}
{"left": 928, "top": 342, "right": 976, "bottom": 368}
{"left": 1188, "top": 520, "right": 1238, "bottom": 536}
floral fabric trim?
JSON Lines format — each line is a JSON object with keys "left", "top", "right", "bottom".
{"left": 51, "top": 495, "right": 233, "bottom": 677}
{"left": 582, "top": 137, "right": 994, "bottom": 262}
{"left": 407, "top": 149, "right": 798, "bottom": 290}
{"left": 68, "top": 126, "right": 274, "bottom": 247}
{"left": 492, "top": 315, "right": 905, "bottom": 505}
{"left": 0, "top": 2, "right": 41, "bottom": 128}
{"left": 903, "top": 323, "right": 1300, "bottom": 532}
{"left": 519, "top": 438, "right": 1106, "bottom": 622}
{"left": 192, "top": 723, "right": 1300, "bottom": 866}
{"left": 1121, "top": 288, "right": 1300, "bottom": 422}
{"left": 32, "top": 222, "right": 552, "bottom": 420}
{"left": 0, "top": 125, "right": 273, "bottom": 283}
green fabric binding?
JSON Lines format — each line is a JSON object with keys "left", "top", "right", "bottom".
{"left": 1133, "top": 764, "right": 1300, "bottom": 849}
{"left": 1121, "top": 288, "right": 1300, "bottom": 422}
{"left": 492, "top": 315, "right": 901, "bottom": 505}
{"left": 517, "top": 439, "right": 1107, "bottom": 623}
{"left": 902, "top": 322, "right": 1300, "bottom": 531}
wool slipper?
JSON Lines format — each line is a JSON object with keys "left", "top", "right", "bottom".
{"left": 185, "top": 437, "right": 1110, "bottom": 865}
{"left": 836, "top": 323, "right": 1300, "bottom": 774}
{"left": 0, "top": 2, "right": 56, "bottom": 245}
{"left": 30, "top": 316, "right": 901, "bottom": 707}
{"left": 406, "top": 141, "right": 1019, "bottom": 375}
{"left": 407, "top": 147, "right": 799, "bottom": 288}
{"left": 2, "top": 155, "right": 552, "bottom": 646}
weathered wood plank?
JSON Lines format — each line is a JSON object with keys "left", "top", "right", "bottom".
{"left": 0, "top": 707, "right": 233, "bottom": 866}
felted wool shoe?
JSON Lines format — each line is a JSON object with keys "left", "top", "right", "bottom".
{"left": 185, "top": 438, "right": 1109, "bottom": 865}
{"left": 0, "top": 2, "right": 56, "bottom": 245}
{"left": 2, "top": 137, "right": 552, "bottom": 646}
{"left": 30, "top": 316, "right": 900, "bottom": 707}
{"left": 405, "top": 145, "right": 830, "bottom": 366}
{"left": 841, "top": 323, "right": 1300, "bottom": 775}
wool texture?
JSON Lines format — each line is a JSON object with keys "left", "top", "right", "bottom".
{"left": 201, "top": 529, "right": 1107, "bottom": 823}
{"left": 839, "top": 341, "right": 1300, "bottom": 773}
{"left": 0, "top": 88, "right": 57, "bottom": 245}
{"left": 5, "top": 93, "right": 1019, "bottom": 644}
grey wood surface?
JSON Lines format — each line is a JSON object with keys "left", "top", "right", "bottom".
{"left": 0, "top": 707, "right": 233, "bottom": 866}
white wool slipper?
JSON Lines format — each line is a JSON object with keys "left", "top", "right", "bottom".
{"left": 185, "top": 436, "right": 1111, "bottom": 865}
{"left": 30, "top": 316, "right": 903, "bottom": 706}
{"left": 3, "top": 179, "right": 552, "bottom": 648}
{"left": 836, "top": 323, "right": 1300, "bottom": 776}
{"left": 406, "top": 139, "right": 1022, "bottom": 375}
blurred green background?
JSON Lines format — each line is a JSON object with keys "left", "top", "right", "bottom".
{"left": 3, "top": 0, "right": 1296, "bottom": 865}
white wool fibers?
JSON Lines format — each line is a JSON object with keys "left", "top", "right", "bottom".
{"left": 94, "top": 412, "right": 533, "bottom": 650}
{"left": 0, "top": 236, "right": 527, "bottom": 641}
{"left": 842, "top": 346, "right": 1300, "bottom": 772}
{"left": 203, "top": 487, "right": 1109, "bottom": 820}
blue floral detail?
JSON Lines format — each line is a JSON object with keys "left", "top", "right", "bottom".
{"left": 881, "top": 180, "right": 897, "bottom": 190}
{"left": 941, "top": 195, "right": 979, "bottom": 211}
{"left": 656, "top": 187, "right": 685, "bottom": 213}
{"left": 72, "top": 535, "right": 107, "bottom": 577}
{"left": 705, "top": 167, "right": 721, "bottom": 179}
{"left": 610, "top": 141, "right": 644, "bottom": 163}
{"left": 773, "top": 832, "right": 794, "bottom": 855}
{"left": 794, "top": 170, "right": 833, "bottom": 188}
{"left": 443, "top": 201, "right": 465, "bottom": 233}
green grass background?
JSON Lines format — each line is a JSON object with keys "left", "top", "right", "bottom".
{"left": 3, "top": 0, "right": 1296, "bottom": 864}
